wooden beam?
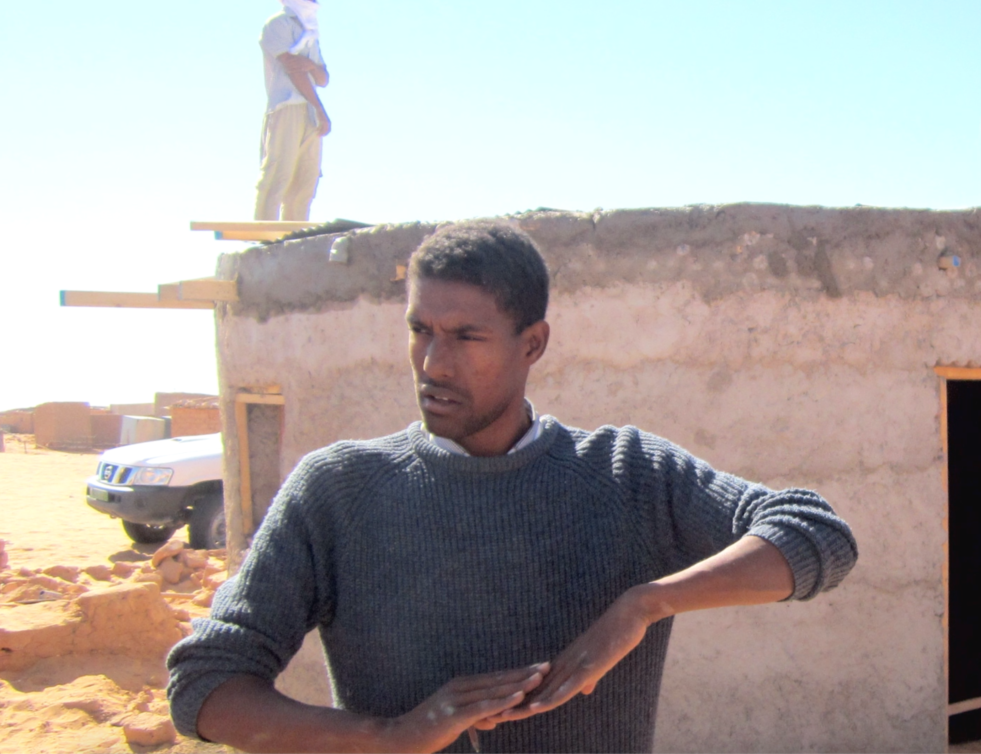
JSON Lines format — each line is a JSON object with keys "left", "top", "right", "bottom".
{"left": 215, "top": 230, "right": 295, "bottom": 242}
{"left": 60, "top": 290, "right": 213, "bottom": 310}
{"left": 234, "top": 400, "right": 254, "bottom": 536}
{"left": 237, "top": 384, "right": 282, "bottom": 395}
{"left": 179, "top": 278, "right": 238, "bottom": 302}
{"left": 235, "top": 392, "right": 285, "bottom": 406}
{"left": 192, "top": 219, "right": 372, "bottom": 241}
{"left": 192, "top": 222, "right": 318, "bottom": 242}
{"left": 940, "top": 374, "right": 949, "bottom": 700}
{"left": 934, "top": 366, "right": 981, "bottom": 380}
{"left": 949, "top": 696, "right": 981, "bottom": 716}
{"left": 191, "top": 221, "right": 318, "bottom": 233}
{"left": 157, "top": 283, "right": 180, "bottom": 301}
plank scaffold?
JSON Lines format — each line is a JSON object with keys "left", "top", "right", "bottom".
{"left": 191, "top": 221, "right": 316, "bottom": 242}
{"left": 190, "top": 219, "right": 372, "bottom": 241}
{"left": 59, "top": 291, "right": 213, "bottom": 310}
{"left": 60, "top": 278, "right": 238, "bottom": 309}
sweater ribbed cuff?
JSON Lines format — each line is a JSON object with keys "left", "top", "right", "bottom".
{"left": 747, "top": 523, "right": 822, "bottom": 601}
{"left": 168, "top": 668, "right": 239, "bottom": 739}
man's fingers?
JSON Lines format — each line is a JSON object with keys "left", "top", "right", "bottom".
{"left": 481, "top": 671, "right": 582, "bottom": 723}
{"left": 482, "top": 705, "right": 539, "bottom": 724}
{"left": 474, "top": 666, "right": 600, "bottom": 726}
{"left": 516, "top": 653, "right": 603, "bottom": 713}
{"left": 446, "top": 689, "right": 525, "bottom": 725}
{"left": 425, "top": 663, "right": 550, "bottom": 732}
{"left": 526, "top": 675, "right": 583, "bottom": 711}
{"left": 450, "top": 663, "right": 549, "bottom": 693}
{"left": 451, "top": 671, "right": 544, "bottom": 709}
{"left": 523, "top": 658, "right": 579, "bottom": 703}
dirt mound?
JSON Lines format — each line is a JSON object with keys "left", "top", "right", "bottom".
{"left": 0, "top": 538, "right": 232, "bottom": 753}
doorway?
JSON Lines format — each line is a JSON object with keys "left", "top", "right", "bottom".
{"left": 945, "top": 376, "right": 981, "bottom": 745}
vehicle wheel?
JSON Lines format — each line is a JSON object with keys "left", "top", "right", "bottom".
{"left": 188, "top": 492, "right": 226, "bottom": 550}
{"left": 122, "top": 520, "right": 177, "bottom": 544}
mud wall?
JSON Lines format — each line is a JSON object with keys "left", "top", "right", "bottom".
{"left": 213, "top": 204, "right": 981, "bottom": 752}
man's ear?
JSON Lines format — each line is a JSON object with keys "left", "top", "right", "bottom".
{"left": 522, "top": 320, "right": 550, "bottom": 365}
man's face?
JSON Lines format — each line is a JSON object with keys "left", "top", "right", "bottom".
{"left": 406, "top": 276, "right": 547, "bottom": 456}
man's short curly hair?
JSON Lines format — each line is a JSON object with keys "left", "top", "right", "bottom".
{"left": 408, "top": 221, "right": 550, "bottom": 333}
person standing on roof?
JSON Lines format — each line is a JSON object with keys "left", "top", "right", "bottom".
{"left": 254, "top": 0, "right": 330, "bottom": 222}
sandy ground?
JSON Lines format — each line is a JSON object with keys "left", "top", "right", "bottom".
{"left": 0, "top": 437, "right": 234, "bottom": 754}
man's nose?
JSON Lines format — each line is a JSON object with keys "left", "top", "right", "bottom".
{"left": 423, "top": 336, "right": 454, "bottom": 380}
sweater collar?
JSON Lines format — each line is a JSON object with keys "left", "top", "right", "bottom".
{"left": 409, "top": 414, "right": 560, "bottom": 473}
{"left": 425, "top": 400, "right": 541, "bottom": 457}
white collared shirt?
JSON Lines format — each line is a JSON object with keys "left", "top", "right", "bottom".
{"left": 428, "top": 401, "right": 543, "bottom": 456}
{"left": 259, "top": 10, "right": 326, "bottom": 114}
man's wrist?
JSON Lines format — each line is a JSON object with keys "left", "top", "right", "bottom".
{"left": 377, "top": 715, "right": 428, "bottom": 754}
{"left": 625, "top": 582, "right": 675, "bottom": 627}
{"left": 312, "top": 711, "right": 397, "bottom": 754}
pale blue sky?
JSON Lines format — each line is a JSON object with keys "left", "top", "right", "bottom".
{"left": 1, "top": 0, "right": 979, "bottom": 409}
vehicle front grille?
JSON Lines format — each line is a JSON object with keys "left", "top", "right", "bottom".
{"left": 97, "top": 462, "right": 135, "bottom": 485}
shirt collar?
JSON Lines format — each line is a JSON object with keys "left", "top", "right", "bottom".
{"left": 428, "top": 401, "right": 541, "bottom": 456}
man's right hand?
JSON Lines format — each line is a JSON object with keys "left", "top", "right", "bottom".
{"left": 385, "top": 663, "right": 550, "bottom": 753}
{"left": 316, "top": 109, "right": 331, "bottom": 137}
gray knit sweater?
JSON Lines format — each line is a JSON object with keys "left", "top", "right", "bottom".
{"left": 167, "top": 417, "right": 857, "bottom": 753}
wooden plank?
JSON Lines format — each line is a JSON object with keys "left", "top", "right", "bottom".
{"left": 179, "top": 278, "right": 238, "bottom": 302}
{"left": 157, "top": 283, "right": 180, "bottom": 301}
{"left": 60, "top": 290, "right": 213, "bottom": 310}
{"left": 191, "top": 221, "right": 318, "bottom": 233}
{"left": 934, "top": 366, "right": 981, "bottom": 380}
{"left": 215, "top": 230, "right": 294, "bottom": 242}
{"left": 940, "top": 374, "right": 949, "bottom": 701}
{"left": 949, "top": 696, "right": 981, "bottom": 716}
{"left": 235, "top": 393, "right": 285, "bottom": 406}
{"left": 237, "top": 385, "right": 282, "bottom": 395}
{"left": 192, "top": 219, "right": 373, "bottom": 241}
{"left": 235, "top": 400, "right": 254, "bottom": 536}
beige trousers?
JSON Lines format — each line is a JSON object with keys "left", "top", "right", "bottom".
{"left": 254, "top": 103, "right": 323, "bottom": 221}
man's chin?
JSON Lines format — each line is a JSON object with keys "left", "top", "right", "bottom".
{"left": 420, "top": 412, "right": 464, "bottom": 442}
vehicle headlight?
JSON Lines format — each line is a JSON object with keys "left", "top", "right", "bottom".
{"left": 132, "top": 467, "right": 174, "bottom": 486}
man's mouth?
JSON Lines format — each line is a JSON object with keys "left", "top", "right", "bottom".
{"left": 419, "top": 385, "right": 464, "bottom": 413}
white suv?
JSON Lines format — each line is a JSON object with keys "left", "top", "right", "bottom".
{"left": 85, "top": 433, "right": 225, "bottom": 549}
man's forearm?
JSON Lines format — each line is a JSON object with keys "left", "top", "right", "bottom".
{"left": 197, "top": 675, "right": 392, "bottom": 754}
{"left": 634, "top": 534, "right": 794, "bottom": 624}
{"left": 279, "top": 53, "right": 328, "bottom": 88}
{"left": 310, "top": 63, "right": 328, "bottom": 87}
{"left": 285, "top": 68, "right": 327, "bottom": 116}
{"left": 500, "top": 536, "right": 795, "bottom": 719}
{"left": 196, "top": 664, "right": 548, "bottom": 754}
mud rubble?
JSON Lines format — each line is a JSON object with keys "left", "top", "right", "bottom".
{"left": 0, "top": 537, "right": 231, "bottom": 753}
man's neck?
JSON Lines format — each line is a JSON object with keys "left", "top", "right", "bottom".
{"left": 429, "top": 401, "right": 539, "bottom": 457}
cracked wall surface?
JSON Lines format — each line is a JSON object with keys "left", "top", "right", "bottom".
{"left": 214, "top": 203, "right": 981, "bottom": 752}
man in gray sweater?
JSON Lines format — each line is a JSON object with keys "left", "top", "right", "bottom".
{"left": 167, "top": 221, "right": 858, "bottom": 753}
